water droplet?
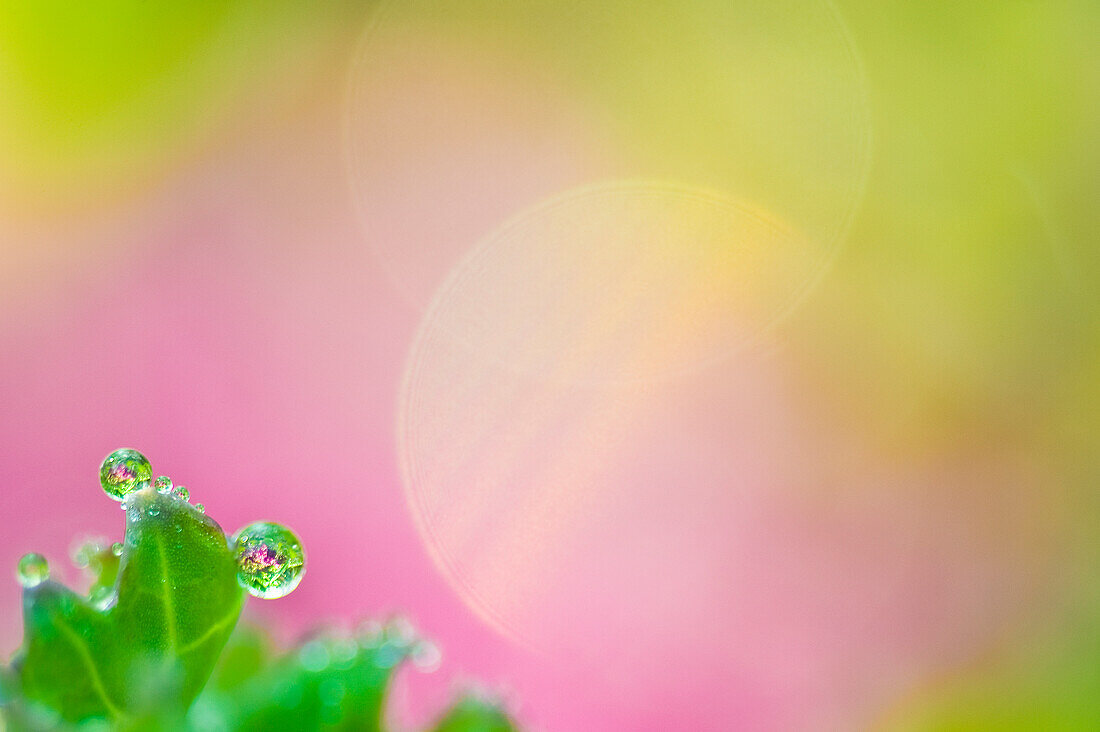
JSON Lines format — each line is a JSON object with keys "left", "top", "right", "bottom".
{"left": 154, "top": 476, "right": 173, "bottom": 494}
{"left": 70, "top": 537, "right": 104, "bottom": 568}
{"left": 350, "top": 621, "right": 374, "bottom": 643}
{"left": 411, "top": 640, "right": 442, "bottom": 672}
{"left": 111, "top": 542, "right": 123, "bottom": 557}
{"left": 331, "top": 637, "right": 358, "bottom": 669}
{"left": 99, "top": 448, "right": 152, "bottom": 501}
{"left": 373, "top": 644, "right": 404, "bottom": 669}
{"left": 90, "top": 586, "right": 114, "bottom": 610}
{"left": 173, "top": 485, "right": 190, "bottom": 502}
{"left": 385, "top": 616, "right": 417, "bottom": 647}
{"left": 17, "top": 553, "right": 49, "bottom": 588}
{"left": 195, "top": 503, "right": 205, "bottom": 514}
{"left": 147, "top": 506, "right": 160, "bottom": 517}
{"left": 233, "top": 522, "right": 306, "bottom": 599}
{"left": 298, "top": 640, "right": 330, "bottom": 672}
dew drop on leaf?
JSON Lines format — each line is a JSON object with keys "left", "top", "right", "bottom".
{"left": 17, "top": 553, "right": 49, "bottom": 587}
{"left": 195, "top": 503, "right": 205, "bottom": 514}
{"left": 99, "top": 448, "right": 152, "bottom": 501}
{"left": 111, "top": 542, "right": 123, "bottom": 557}
{"left": 173, "top": 485, "right": 190, "bottom": 502}
{"left": 154, "top": 475, "right": 173, "bottom": 494}
{"left": 233, "top": 521, "right": 306, "bottom": 599}
{"left": 70, "top": 537, "right": 103, "bottom": 568}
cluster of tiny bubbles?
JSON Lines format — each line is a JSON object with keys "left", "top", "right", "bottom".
{"left": 232, "top": 521, "right": 306, "bottom": 599}
{"left": 154, "top": 475, "right": 173, "bottom": 494}
{"left": 16, "top": 553, "right": 49, "bottom": 588}
{"left": 99, "top": 448, "right": 153, "bottom": 502}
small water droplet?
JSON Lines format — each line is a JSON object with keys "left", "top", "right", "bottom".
{"left": 90, "top": 586, "right": 113, "bottom": 610}
{"left": 385, "top": 616, "right": 417, "bottom": 647}
{"left": 373, "top": 644, "right": 404, "bottom": 669}
{"left": 17, "top": 553, "right": 49, "bottom": 588}
{"left": 331, "top": 638, "right": 358, "bottom": 669}
{"left": 70, "top": 537, "right": 104, "bottom": 568}
{"left": 148, "top": 507, "right": 160, "bottom": 517}
{"left": 298, "top": 640, "right": 330, "bottom": 672}
{"left": 411, "top": 640, "right": 442, "bottom": 672}
{"left": 154, "top": 476, "right": 173, "bottom": 494}
{"left": 99, "top": 449, "right": 152, "bottom": 501}
{"left": 357, "top": 619, "right": 383, "bottom": 646}
{"left": 233, "top": 522, "right": 306, "bottom": 599}
{"left": 173, "top": 485, "right": 190, "bottom": 502}
{"left": 195, "top": 503, "right": 205, "bottom": 514}
{"left": 111, "top": 542, "right": 123, "bottom": 557}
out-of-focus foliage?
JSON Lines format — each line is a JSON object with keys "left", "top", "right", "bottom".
{"left": 191, "top": 623, "right": 516, "bottom": 732}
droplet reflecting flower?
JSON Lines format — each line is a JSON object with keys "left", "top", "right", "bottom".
{"left": 173, "top": 485, "right": 190, "bottom": 502}
{"left": 154, "top": 476, "right": 173, "bottom": 494}
{"left": 233, "top": 522, "right": 306, "bottom": 599}
{"left": 99, "top": 449, "right": 152, "bottom": 501}
{"left": 194, "top": 503, "right": 205, "bottom": 514}
{"left": 17, "top": 553, "right": 49, "bottom": 588}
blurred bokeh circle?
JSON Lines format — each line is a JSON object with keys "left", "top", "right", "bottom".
{"left": 346, "top": 0, "right": 872, "bottom": 317}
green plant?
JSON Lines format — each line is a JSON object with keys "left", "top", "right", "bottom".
{"left": 0, "top": 450, "right": 518, "bottom": 731}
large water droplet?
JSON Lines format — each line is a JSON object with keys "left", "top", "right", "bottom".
{"left": 154, "top": 476, "right": 173, "bottom": 494}
{"left": 17, "top": 553, "right": 49, "bottom": 588}
{"left": 99, "top": 448, "right": 152, "bottom": 501}
{"left": 233, "top": 522, "right": 306, "bottom": 599}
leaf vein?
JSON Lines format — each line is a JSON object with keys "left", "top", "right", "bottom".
{"left": 155, "top": 536, "right": 179, "bottom": 651}
{"left": 55, "top": 620, "right": 125, "bottom": 719}
{"left": 178, "top": 606, "right": 238, "bottom": 655}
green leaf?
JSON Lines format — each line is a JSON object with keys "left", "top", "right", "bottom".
{"left": 6, "top": 488, "right": 244, "bottom": 725}
{"left": 429, "top": 696, "right": 518, "bottom": 732}
{"left": 188, "top": 623, "right": 520, "bottom": 732}
{"left": 190, "top": 624, "right": 411, "bottom": 731}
